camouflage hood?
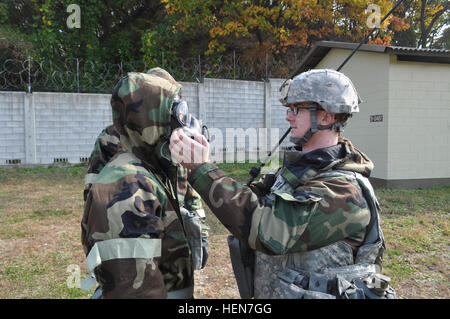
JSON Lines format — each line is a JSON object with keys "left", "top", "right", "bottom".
{"left": 283, "top": 137, "right": 374, "bottom": 182}
{"left": 110, "top": 68, "right": 181, "bottom": 169}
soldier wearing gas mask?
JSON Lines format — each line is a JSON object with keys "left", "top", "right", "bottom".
{"left": 170, "top": 69, "right": 396, "bottom": 299}
{"left": 81, "top": 68, "right": 208, "bottom": 299}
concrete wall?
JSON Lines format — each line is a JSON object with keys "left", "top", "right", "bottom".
{"left": 0, "top": 92, "right": 26, "bottom": 164}
{"left": 269, "top": 78, "right": 293, "bottom": 151}
{"left": 0, "top": 78, "right": 289, "bottom": 166}
{"left": 33, "top": 92, "right": 112, "bottom": 164}
{"left": 202, "top": 78, "right": 264, "bottom": 162}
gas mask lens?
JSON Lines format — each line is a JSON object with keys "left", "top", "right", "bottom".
{"left": 202, "top": 125, "right": 209, "bottom": 142}
{"left": 171, "top": 99, "right": 209, "bottom": 141}
{"left": 172, "top": 100, "right": 189, "bottom": 126}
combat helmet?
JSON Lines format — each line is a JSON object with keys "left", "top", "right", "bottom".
{"left": 279, "top": 69, "right": 362, "bottom": 146}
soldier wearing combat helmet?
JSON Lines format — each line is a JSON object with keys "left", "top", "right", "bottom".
{"left": 170, "top": 69, "right": 396, "bottom": 299}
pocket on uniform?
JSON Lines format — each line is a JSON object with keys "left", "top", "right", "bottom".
{"left": 273, "top": 189, "right": 322, "bottom": 204}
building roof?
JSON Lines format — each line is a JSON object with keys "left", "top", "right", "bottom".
{"left": 294, "top": 41, "right": 450, "bottom": 75}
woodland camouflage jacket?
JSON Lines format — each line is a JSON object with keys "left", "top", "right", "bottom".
{"left": 188, "top": 137, "right": 373, "bottom": 255}
{"left": 81, "top": 69, "right": 204, "bottom": 299}
{"left": 83, "top": 124, "right": 203, "bottom": 212}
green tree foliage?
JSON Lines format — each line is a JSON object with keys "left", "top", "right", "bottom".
{"left": 1, "top": 0, "right": 447, "bottom": 74}
{"left": 390, "top": 0, "right": 449, "bottom": 48}
{"left": 432, "top": 24, "right": 450, "bottom": 49}
{"left": 0, "top": 1, "right": 34, "bottom": 60}
{"left": 0, "top": 0, "right": 164, "bottom": 63}
{"left": 145, "top": 0, "right": 449, "bottom": 65}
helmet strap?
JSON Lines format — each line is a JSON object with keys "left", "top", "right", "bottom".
{"left": 290, "top": 105, "right": 318, "bottom": 147}
{"left": 290, "top": 130, "right": 313, "bottom": 146}
{"left": 309, "top": 104, "right": 319, "bottom": 133}
{"left": 313, "top": 104, "right": 350, "bottom": 133}
{"left": 290, "top": 104, "right": 341, "bottom": 146}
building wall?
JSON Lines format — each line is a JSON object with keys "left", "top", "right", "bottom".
{"left": 179, "top": 81, "right": 199, "bottom": 119}
{"left": 316, "top": 49, "right": 390, "bottom": 180}
{"left": 387, "top": 57, "right": 450, "bottom": 180}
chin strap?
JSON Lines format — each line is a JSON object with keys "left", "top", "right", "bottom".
{"left": 291, "top": 104, "right": 349, "bottom": 147}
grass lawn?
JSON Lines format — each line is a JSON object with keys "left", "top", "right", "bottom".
{"left": 0, "top": 163, "right": 448, "bottom": 299}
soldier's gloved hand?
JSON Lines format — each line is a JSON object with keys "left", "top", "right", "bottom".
{"left": 201, "top": 236, "right": 209, "bottom": 269}
{"left": 250, "top": 173, "right": 276, "bottom": 197}
{"left": 256, "top": 173, "right": 276, "bottom": 195}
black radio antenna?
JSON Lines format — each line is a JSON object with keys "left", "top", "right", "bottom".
{"left": 247, "top": 0, "right": 407, "bottom": 186}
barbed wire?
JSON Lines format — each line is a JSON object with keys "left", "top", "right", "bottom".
{"left": 0, "top": 52, "right": 302, "bottom": 93}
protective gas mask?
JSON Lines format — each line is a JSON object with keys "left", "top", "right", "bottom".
{"left": 170, "top": 97, "right": 209, "bottom": 141}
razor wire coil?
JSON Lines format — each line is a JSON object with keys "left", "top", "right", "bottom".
{"left": 0, "top": 52, "right": 301, "bottom": 93}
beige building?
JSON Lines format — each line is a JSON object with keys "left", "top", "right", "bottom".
{"left": 296, "top": 41, "right": 450, "bottom": 188}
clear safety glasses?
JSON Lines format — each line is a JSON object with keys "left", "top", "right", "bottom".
{"left": 286, "top": 105, "right": 315, "bottom": 116}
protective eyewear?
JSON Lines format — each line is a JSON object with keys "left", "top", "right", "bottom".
{"left": 286, "top": 104, "right": 316, "bottom": 116}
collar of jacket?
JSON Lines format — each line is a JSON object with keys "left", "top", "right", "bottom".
{"left": 280, "top": 137, "right": 374, "bottom": 187}
{"left": 281, "top": 143, "right": 346, "bottom": 188}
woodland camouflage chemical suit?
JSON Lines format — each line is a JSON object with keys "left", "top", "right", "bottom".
{"left": 81, "top": 68, "right": 207, "bottom": 299}
{"left": 171, "top": 69, "right": 395, "bottom": 299}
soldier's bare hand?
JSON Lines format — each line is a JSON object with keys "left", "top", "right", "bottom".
{"left": 169, "top": 129, "right": 210, "bottom": 169}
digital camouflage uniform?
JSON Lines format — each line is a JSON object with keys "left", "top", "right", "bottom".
{"left": 81, "top": 68, "right": 207, "bottom": 299}
{"left": 188, "top": 136, "right": 394, "bottom": 298}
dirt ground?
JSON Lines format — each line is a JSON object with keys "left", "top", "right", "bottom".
{"left": 194, "top": 234, "right": 240, "bottom": 299}
{"left": 195, "top": 233, "right": 449, "bottom": 299}
{"left": 0, "top": 167, "right": 448, "bottom": 299}
{"left": 1, "top": 201, "right": 448, "bottom": 299}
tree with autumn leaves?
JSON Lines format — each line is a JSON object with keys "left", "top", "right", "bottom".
{"left": 162, "top": 0, "right": 397, "bottom": 55}
{"left": 1, "top": 0, "right": 448, "bottom": 80}
{"left": 141, "top": 0, "right": 448, "bottom": 77}
{"left": 391, "top": 0, "right": 449, "bottom": 48}
{"left": 147, "top": 0, "right": 449, "bottom": 57}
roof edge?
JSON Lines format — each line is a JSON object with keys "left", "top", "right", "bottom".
{"left": 292, "top": 41, "right": 450, "bottom": 76}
